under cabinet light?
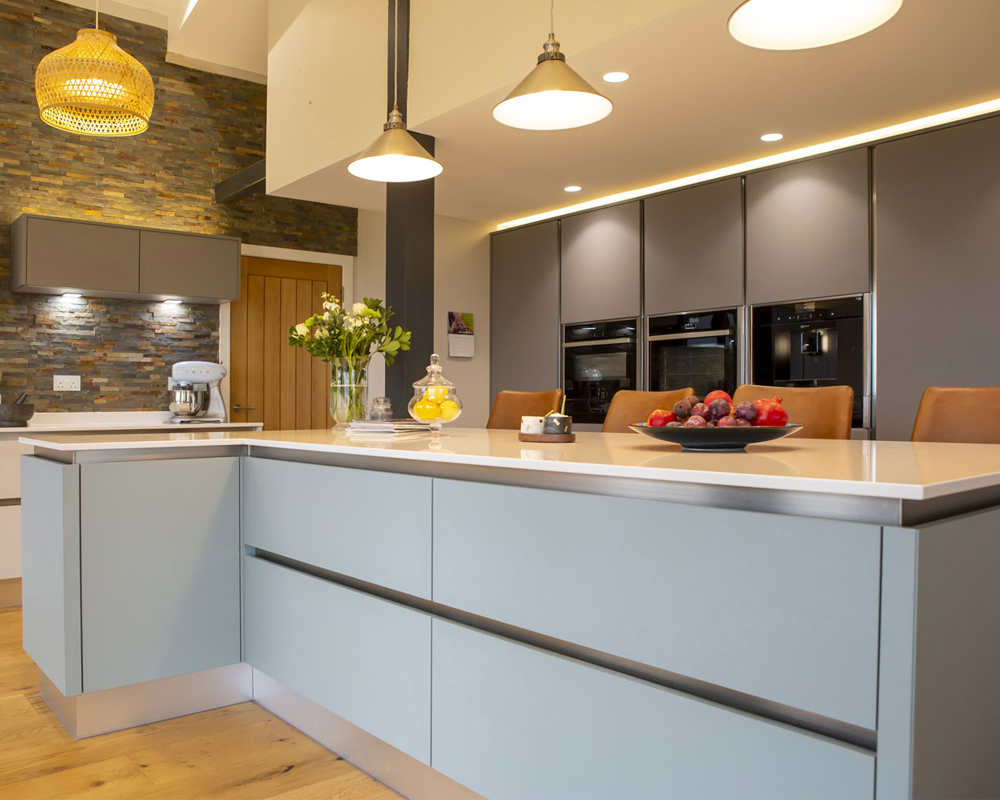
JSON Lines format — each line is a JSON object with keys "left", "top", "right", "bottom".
{"left": 62, "top": 293, "right": 82, "bottom": 299}
{"left": 163, "top": 299, "right": 182, "bottom": 305}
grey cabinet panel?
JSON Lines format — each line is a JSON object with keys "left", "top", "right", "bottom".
{"left": 433, "top": 479, "right": 881, "bottom": 728}
{"left": 644, "top": 178, "right": 744, "bottom": 315}
{"left": 139, "top": 229, "right": 240, "bottom": 301}
{"left": 490, "top": 222, "right": 560, "bottom": 398}
{"left": 244, "top": 555, "right": 431, "bottom": 764}
{"left": 746, "top": 149, "right": 869, "bottom": 304}
{"left": 432, "top": 620, "right": 875, "bottom": 800}
{"left": 874, "top": 115, "right": 1000, "bottom": 441}
{"left": 17, "top": 216, "right": 140, "bottom": 294}
{"left": 19, "top": 456, "right": 82, "bottom": 697}
{"left": 561, "top": 202, "right": 641, "bottom": 323}
{"left": 80, "top": 458, "right": 241, "bottom": 693}
{"left": 242, "top": 459, "right": 432, "bottom": 598}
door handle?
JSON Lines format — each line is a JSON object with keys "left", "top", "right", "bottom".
{"left": 233, "top": 404, "right": 257, "bottom": 412}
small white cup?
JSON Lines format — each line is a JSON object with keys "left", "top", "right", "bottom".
{"left": 520, "top": 415, "right": 546, "bottom": 434}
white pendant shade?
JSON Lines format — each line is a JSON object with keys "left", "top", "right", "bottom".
{"left": 728, "top": 0, "right": 903, "bottom": 50}
{"left": 493, "top": 37, "right": 612, "bottom": 131}
{"left": 348, "top": 117, "right": 442, "bottom": 183}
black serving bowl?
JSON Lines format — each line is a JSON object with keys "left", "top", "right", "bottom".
{"left": 630, "top": 422, "right": 802, "bottom": 452}
{"left": 0, "top": 403, "right": 35, "bottom": 428}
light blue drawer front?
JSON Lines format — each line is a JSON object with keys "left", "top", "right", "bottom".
{"left": 243, "top": 555, "right": 431, "bottom": 764}
{"left": 432, "top": 619, "right": 875, "bottom": 800}
{"left": 433, "top": 479, "right": 881, "bottom": 729}
{"left": 242, "top": 458, "right": 431, "bottom": 598}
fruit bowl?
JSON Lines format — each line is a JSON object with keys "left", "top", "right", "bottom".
{"left": 629, "top": 423, "right": 802, "bottom": 452}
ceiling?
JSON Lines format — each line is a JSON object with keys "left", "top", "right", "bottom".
{"left": 56, "top": 0, "right": 1000, "bottom": 226}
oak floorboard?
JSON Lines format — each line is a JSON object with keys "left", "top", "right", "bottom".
{"left": 0, "top": 608, "right": 401, "bottom": 800}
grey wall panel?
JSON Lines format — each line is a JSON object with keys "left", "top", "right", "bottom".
{"left": 490, "top": 222, "right": 560, "bottom": 399}
{"left": 19, "top": 456, "right": 81, "bottom": 697}
{"left": 432, "top": 619, "right": 875, "bottom": 800}
{"left": 874, "top": 115, "right": 1000, "bottom": 441}
{"left": 23, "top": 216, "right": 140, "bottom": 293}
{"left": 80, "top": 458, "right": 241, "bottom": 693}
{"left": 561, "top": 202, "right": 641, "bottom": 323}
{"left": 433, "top": 479, "right": 881, "bottom": 729}
{"left": 139, "top": 230, "right": 240, "bottom": 301}
{"left": 746, "top": 149, "right": 869, "bottom": 305}
{"left": 244, "top": 555, "right": 431, "bottom": 764}
{"left": 644, "top": 178, "right": 744, "bottom": 315}
{"left": 242, "top": 459, "right": 431, "bottom": 598}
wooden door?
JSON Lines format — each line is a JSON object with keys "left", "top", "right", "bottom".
{"left": 230, "top": 257, "right": 342, "bottom": 430}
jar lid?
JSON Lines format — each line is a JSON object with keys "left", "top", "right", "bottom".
{"left": 412, "top": 353, "right": 454, "bottom": 389}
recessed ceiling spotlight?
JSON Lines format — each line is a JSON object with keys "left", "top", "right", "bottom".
{"left": 564, "top": 185, "right": 582, "bottom": 192}
{"left": 760, "top": 133, "right": 783, "bottom": 142}
{"left": 163, "top": 299, "right": 182, "bottom": 305}
{"left": 62, "top": 292, "right": 82, "bottom": 299}
{"left": 728, "top": 0, "right": 903, "bottom": 50}
{"left": 602, "top": 72, "right": 630, "bottom": 83}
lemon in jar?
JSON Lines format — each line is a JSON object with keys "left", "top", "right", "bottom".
{"left": 423, "top": 385, "right": 448, "bottom": 402}
{"left": 439, "top": 399, "right": 460, "bottom": 420}
{"left": 413, "top": 399, "right": 440, "bottom": 421}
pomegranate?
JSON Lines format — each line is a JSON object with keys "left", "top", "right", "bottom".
{"left": 647, "top": 408, "right": 676, "bottom": 427}
{"left": 753, "top": 396, "right": 788, "bottom": 427}
{"left": 704, "top": 390, "right": 733, "bottom": 406}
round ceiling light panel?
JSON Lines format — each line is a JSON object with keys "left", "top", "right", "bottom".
{"left": 728, "top": 0, "right": 903, "bottom": 50}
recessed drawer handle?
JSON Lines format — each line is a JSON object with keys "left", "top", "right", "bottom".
{"left": 233, "top": 404, "right": 257, "bottom": 412}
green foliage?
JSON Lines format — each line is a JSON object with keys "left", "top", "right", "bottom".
{"left": 287, "top": 294, "right": 412, "bottom": 365}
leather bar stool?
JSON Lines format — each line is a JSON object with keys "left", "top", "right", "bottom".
{"left": 911, "top": 386, "right": 1000, "bottom": 444}
{"left": 731, "top": 384, "right": 854, "bottom": 440}
{"left": 486, "top": 389, "right": 563, "bottom": 430}
{"left": 602, "top": 388, "right": 695, "bottom": 434}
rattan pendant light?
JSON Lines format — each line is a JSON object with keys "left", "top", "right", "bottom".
{"left": 348, "top": 0, "right": 442, "bottom": 183}
{"left": 35, "top": 1, "right": 154, "bottom": 137}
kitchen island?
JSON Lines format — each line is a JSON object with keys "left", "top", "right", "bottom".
{"left": 17, "top": 429, "right": 1000, "bottom": 800}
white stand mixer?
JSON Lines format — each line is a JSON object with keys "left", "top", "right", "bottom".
{"left": 168, "top": 361, "right": 228, "bottom": 423}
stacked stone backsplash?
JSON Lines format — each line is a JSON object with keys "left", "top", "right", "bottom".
{"left": 0, "top": 0, "right": 358, "bottom": 411}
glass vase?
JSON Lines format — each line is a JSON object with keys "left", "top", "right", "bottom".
{"left": 329, "top": 356, "right": 370, "bottom": 427}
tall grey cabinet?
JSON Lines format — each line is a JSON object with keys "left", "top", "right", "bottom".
{"left": 745, "top": 149, "right": 869, "bottom": 305}
{"left": 874, "top": 115, "right": 1000, "bottom": 441}
{"left": 560, "top": 202, "right": 641, "bottom": 324}
{"left": 490, "top": 222, "right": 560, "bottom": 402}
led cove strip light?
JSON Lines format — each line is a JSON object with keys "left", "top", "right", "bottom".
{"left": 496, "top": 97, "right": 1000, "bottom": 230}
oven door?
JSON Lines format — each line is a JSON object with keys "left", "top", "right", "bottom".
{"left": 563, "top": 338, "right": 637, "bottom": 424}
{"left": 648, "top": 329, "right": 737, "bottom": 399}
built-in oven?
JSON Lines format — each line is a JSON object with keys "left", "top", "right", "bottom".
{"left": 562, "top": 319, "right": 638, "bottom": 425}
{"left": 751, "top": 294, "right": 870, "bottom": 430}
{"left": 646, "top": 309, "right": 740, "bottom": 399}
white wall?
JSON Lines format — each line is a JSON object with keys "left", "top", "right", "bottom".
{"left": 354, "top": 210, "right": 492, "bottom": 426}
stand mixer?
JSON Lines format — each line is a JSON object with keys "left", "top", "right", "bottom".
{"left": 168, "top": 361, "right": 228, "bottom": 423}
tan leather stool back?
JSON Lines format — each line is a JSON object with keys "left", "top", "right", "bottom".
{"left": 911, "top": 386, "right": 1000, "bottom": 444}
{"left": 731, "top": 384, "right": 854, "bottom": 440}
{"left": 486, "top": 389, "right": 563, "bottom": 430}
{"left": 602, "top": 388, "right": 696, "bottom": 433}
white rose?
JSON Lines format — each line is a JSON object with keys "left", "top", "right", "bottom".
{"left": 352, "top": 302, "right": 366, "bottom": 316}
{"left": 315, "top": 327, "right": 330, "bottom": 339}
{"left": 294, "top": 323, "right": 309, "bottom": 337}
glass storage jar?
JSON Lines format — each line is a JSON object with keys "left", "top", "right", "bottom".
{"left": 407, "top": 354, "right": 462, "bottom": 432}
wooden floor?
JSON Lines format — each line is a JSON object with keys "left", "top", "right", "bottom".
{"left": 0, "top": 607, "right": 402, "bottom": 800}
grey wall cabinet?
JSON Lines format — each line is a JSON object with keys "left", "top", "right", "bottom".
{"left": 644, "top": 178, "right": 744, "bottom": 315}
{"left": 874, "top": 115, "right": 1000, "bottom": 440}
{"left": 139, "top": 229, "right": 240, "bottom": 302}
{"left": 561, "top": 202, "right": 641, "bottom": 324}
{"left": 746, "top": 149, "right": 869, "bottom": 305}
{"left": 10, "top": 213, "right": 240, "bottom": 303}
{"left": 490, "top": 222, "right": 560, "bottom": 400}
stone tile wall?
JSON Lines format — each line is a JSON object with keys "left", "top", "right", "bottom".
{"left": 0, "top": 0, "right": 358, "bottom": 411}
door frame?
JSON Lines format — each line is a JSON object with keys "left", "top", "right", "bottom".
{"left": 219, "top": 245, "right": 355, "bottom": 411}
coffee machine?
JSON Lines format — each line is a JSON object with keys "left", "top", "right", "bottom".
{"left": 168, "top": 361, "right": 228, "bottom": 423}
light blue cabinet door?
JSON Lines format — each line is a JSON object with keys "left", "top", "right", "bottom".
{"left": 242, "top": 458, "right": 431, "bottom": 598}
{"left": 433, "top": 620, "right": 874, "bottom": 800}
{"left": 433, "top": 479, "right": 881, "bottom": 729}
{"left": 80, "top": 458, "right": 241, "bottom": 693}
{"left": 243, "top": 555, "right": 431, "bottom": 764}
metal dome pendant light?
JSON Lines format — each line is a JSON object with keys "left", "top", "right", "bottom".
{"left": 35, "top": 0, "right": 155, "bottom": 137}
{"left": 728, "top": 0, "right": 904, "bottom": 50}
{"left": 493, "top": 0, "right": 612, "bottom": 131}
{"left": 348, "top": 0, "right": 442, "bottom": 183}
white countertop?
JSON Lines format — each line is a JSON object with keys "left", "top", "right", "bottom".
{"left": 0, "top": 411, "right": 261, "bottom": 437}
{"left": 19, "top": 428, "right": 1000, "bottom": 501}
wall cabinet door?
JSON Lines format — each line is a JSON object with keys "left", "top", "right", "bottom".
{"left": 561, "top": 202, "right": 641, "bottom": 324}
{"left": 490, "top": 222, "right": 560, "bottom": 399}
{"left": 432, "top": 620, "right": 875, "bottom": 800}
{"left": 80, "top": 458, "right": 241, "bottom": 693}
{"left": 874, "top": 115, "right": 1000, "bottom": 441}
{"left": 139, "top": 229, "right": 240, "bottom": 301}
{"left": 746, "top": 149, "right": 869, "bottom": 305}
{"left": 644, "top": 178, "right": 744, "bottom": 315}
{"left": 13, "top": 216, "right": 139, "bottom": 294}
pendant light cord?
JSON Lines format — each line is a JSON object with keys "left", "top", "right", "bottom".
{"left": 550, "top": 0, "right": 554, "bottom": 35}
{"left": 95, "top": 0, "right": 100, "bottom": 29}
{"left": 393, "top": 0, "right": 398, "bottom": 110}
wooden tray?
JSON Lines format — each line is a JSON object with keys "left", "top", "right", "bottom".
{"left": 518, "top": 432, "right": 576, "bottom": 443}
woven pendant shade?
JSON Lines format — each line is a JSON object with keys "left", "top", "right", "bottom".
{"left": 35, "top": 28, "right": 154, "bottom": 137}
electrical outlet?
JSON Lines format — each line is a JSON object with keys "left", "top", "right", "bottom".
{"left": 54, "top": 375, "right": 81, "bottom": 392}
